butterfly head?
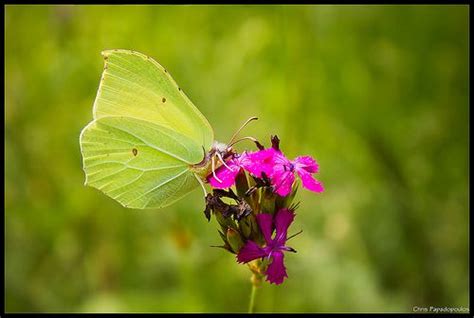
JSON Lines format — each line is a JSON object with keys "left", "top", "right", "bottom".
{"left": 212, "top": 141, "right": 234, "bottom": 159}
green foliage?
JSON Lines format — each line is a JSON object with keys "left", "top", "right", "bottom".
{"left": 5, "top": 5, "right": 468, "bottom": 312}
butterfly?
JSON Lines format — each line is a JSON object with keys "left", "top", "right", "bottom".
{"left": 79, "top": 49, "right": 257, "bottom": 209}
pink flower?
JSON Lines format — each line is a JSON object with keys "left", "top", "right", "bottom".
{"left": 244, "top": 148, "right": 324, "bottom": 197}
{"left": 207, "top": 145, "right": 324, "bottom": 197}
{"left": 237, "top": 208, "right": 296, "bottom": 285}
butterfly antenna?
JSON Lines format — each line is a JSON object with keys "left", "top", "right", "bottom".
{"left": 228, "top": 136, "right": 263, "bottom": 149}
{"left": 227, "top": 116, "right": 258, "bottom": 145}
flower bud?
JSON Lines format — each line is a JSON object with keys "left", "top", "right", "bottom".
{"left": 215, "top": 207, "right": 237, "bottom": 232}
{"left": 226, "top": 227, "right": 244, "bottom": 253}
{"left": 218, "top": 229, "right": 228, "bottom": 244}
{"left": 276, "top": 182, "right": 299, "bottom": 210}
{"left": 246, "top": 214, "right": 265, "bottom": 245}
{"left": 260, "top": 186, "right": 276, "bottom": 214}
{"left": 239, "top": 215, "right": 252, "bottom": 239}
{"left": 235, "top": 170, "right": 250, "bottom": 199}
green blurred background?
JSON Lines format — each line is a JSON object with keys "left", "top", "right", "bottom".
{"left": 5, "top": 5, "right": 469, "bottom": 313}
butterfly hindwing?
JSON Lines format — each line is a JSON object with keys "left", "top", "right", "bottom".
{"left": 80, "top": 117, "right": 200, "bottom": 209}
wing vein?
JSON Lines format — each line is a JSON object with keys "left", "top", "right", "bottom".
{"left": 89, "top": 167, "right": 127, "bottom": 184}
{"left": 127, "top": 168, "right": 189, "bottom": 206}
{"left": 101, "top": 123, "right": 190, "bottom": 164}
{"left": 109, "top": 171, "right": 145, "bottom": 197}
{"left": 104, "top": 72, "right": 163, "bottom": 101}
{"left": 101, "top": 120, "right": 194, "bottom": 164}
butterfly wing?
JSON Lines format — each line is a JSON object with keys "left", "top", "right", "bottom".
{"left": 80, "top": 50, "right": 213, "bottom": 208}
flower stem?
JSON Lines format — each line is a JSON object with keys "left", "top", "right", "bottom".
{"left": 248, "top": 282, "right": 258, "bottom": 313}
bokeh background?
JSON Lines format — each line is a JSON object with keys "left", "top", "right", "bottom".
{"left": 5, "top": 5, "right": 469, "bottom": 313}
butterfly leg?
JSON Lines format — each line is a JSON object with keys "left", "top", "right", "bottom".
{"left": 193, "top": 173, "right": 208, "bottom": 197}
{"left": 216, "top": 152, "right": 233, "bottom": 171}
{"left": 211, "top": 155, "right": 223, "bottom": 183}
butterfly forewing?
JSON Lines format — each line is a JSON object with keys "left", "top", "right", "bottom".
{"left": 94, "top": 49, "right": 213, "bottom": 152}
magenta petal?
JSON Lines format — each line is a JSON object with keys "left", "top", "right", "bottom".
{"left": 274, "top": 209, "right": 295, "bottom": 245}
{"left": 247, "top": 148, "right": 278, "bottom": 162}
{"left": 272, "top": 150, "right": 291, "bottom": 166}
{"left": 256, "top": 213, "right": 274, "bottom": 245}
{"left": 245, "top": 163, "right": 274, "bottom": 178}
{"left": 265, "top": 251, "right": 288, "bottom": 285}
{"left": 242, "top": 149, "right": 277, "bottom": 177}
{"left": 271, "top": 167, "right": 295, "bottom": 197}
{"left": 233, "top": 152, "right": 250, "bottom": 166}
{"left": 294, "top": 156, "right": 319, "bottom": 173}
{"left": 237, "top": 240, "right": 267, "bottom": 263}
{"left": 297, "top": 169, "right": 324, "bottom": 193}
{"left": 208, "top": 163, "right": 240, "bottom": 188}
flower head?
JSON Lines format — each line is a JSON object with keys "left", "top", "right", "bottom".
{"left": 237, "top": 208, "right": 296, "bottom": 285}
{"left": 272, "top": 153, "right": 324, "bottom": 196}
{"left": 205, "top": 136, "right": 324, "bottom": 286}
{"left": 208, "top": 147, "right": 323, "bottom": 197}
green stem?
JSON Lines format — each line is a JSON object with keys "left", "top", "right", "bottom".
{"left": 248, "top": 282, "right": 258, "bottom": 313}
